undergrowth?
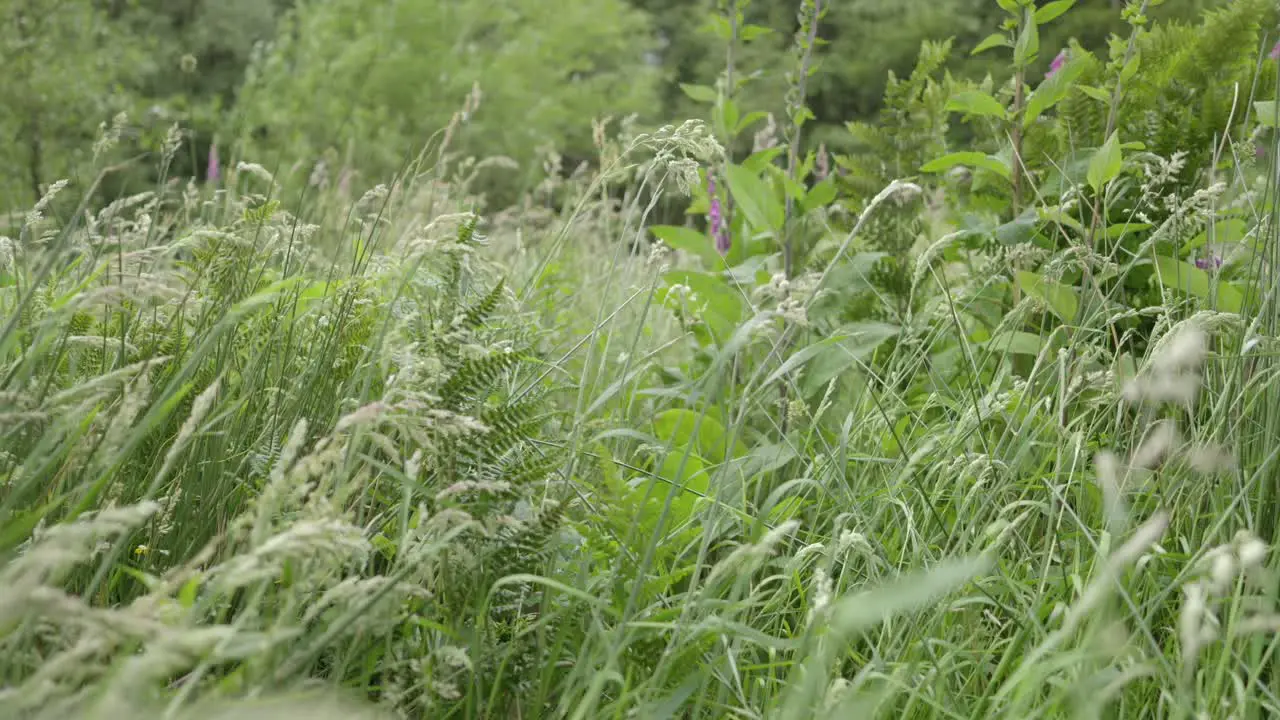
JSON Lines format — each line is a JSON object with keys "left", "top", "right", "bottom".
{"left": 3, "top": 1, "right": 1280, "bottom": 718}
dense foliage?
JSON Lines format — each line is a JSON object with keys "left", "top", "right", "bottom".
{"left": 3, "top": 0, "right": 1280, "bottom": 718}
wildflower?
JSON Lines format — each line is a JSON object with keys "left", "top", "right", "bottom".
{"left": 707, "top": 171, "right": 730, "bottom": 254}
{"left": 1194, "top": 253, "right": 1223, "bottom": 271}
{"left": 1046, "top": 49, "right": 1068, "bottom": 80}
{"left": 206, "top": 142, "right": 220, "bottom": 184}
{"left": 1270, "top": 40, "right": 1280, "bottom": 61}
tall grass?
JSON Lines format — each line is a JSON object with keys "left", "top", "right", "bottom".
{"left": 4, "top": 14, "right": 1280, "bottom": 720}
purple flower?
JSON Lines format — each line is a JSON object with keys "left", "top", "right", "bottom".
{"left": 1270, "top": 40, "right": 1280, "bottom": 61}
{"left": 1046, "top": 50, "right": 1067, "bottom": 80}
{"left": 707, "top": 171, "right": 730, "bottom": 255}
{"left": 207, "top": 142, "right": 220, "bottom": 184}
{"left": 1194, "top": 253, "right": 1223, "bottom": 271}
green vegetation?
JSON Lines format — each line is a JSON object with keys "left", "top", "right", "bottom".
{"left": 3, "top": 0, "right": 1280, "bottom": 718}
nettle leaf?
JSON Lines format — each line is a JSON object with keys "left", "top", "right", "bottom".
{"left": 1034, "top": 0, "right": 1075, "bottom": 24}
{"left": 680, "top": 83, "right": 719, "bottom": 104}
{"left": 741, "top": 24, "right": 773, "bottom": 41}
{"left": 921, "top": 151, "right": 1011, "bottom": 181}
{"left": 1015, "top": 270, "right": 1079, "bottom": 323}
{"left": 1152, "top": 256, "right": 1244, "bottom": 313}
{"left": 946, "top": 90, "right": 1008, "bottom": 119}
{"left": 1087, "top": 131, "right": 1122, "bottom": 193}
{"left": 725, "top": 163, "right": 784, "bottom": 232}
{"left": 972, "top": 32, "right": 1011, "bottom": 55}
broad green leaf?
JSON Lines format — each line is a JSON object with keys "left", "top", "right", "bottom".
{"left": 972, "top": 32, "right": 1011, "bottom": 55}
{"left": 717, "top": 97, "right": 740, "bottom": 137}
{"left": 178, "top": 576, "right": 201, "bottom": 609}
{"left": 650, "top": 225, "right": 718, "bottom": 265}
{"left": 1039, "top": 205, "right": 1085, "bottom": 234}
{"left": 995, "top": 214, "right": 1039, "bottom": 245}
{"left": 734, "top": 110, "right": 770, "bottom": 135}
{"left": 662, "top": 270, "right": 742, "bottom": 323}
{"left": 1024, "top": 58, "right": 1085, "bottom": 127}
{"left": 742, "top": 147, "right": 786, "bottom": 173}
{"left": 1119, "top": 51, "right": 1140, "bottom": 84}
{"left": 652, "top": 408, "right": 744, "bottom": 461}
{"left": 1152, "top": 256, "right": 1244, "bottom": 313}
{"left": 767, "top": 496, "right": 806, "bottom": 524}
{"left": 741, "top": 24, "right": 773, "bottom": 40}
{"left": 1181, "top": 219, "right": 1247, "bottom": 253}
{"left": 800, "top": 321, "right": 899, "bottom": 396}
{"left": 1103, "top": 222, "right": 1152, "bottom": 239}
{"left": 946, "top": 90, "right": 1008, "bottom": 119}
{"left": 921, "top": 152, "right": 1011, "bottom": 181}
{"left": 800, "top": 178, "right": 837, "bottom": 213}
{"left": 1014, "top": 10, "right": 1040, "bottom": 66}
{"left": 1254, "top": 101, "right": 1280, "bottom": 128}
{"left": 1034, "top": 0, "right": 1075, "bottom": 24}
{"left": 679, "top": 83, "right": 718, "bottom": 104}
{"left": 740, "top": 442, "right": 799, "bottom": 476}
{"left": 1087, "top": 131, "right": 1122, "bottom": 193}
{"left": 653, "top": 452, "right": 710, "bottom": 500}
{"left": 725, "top": 163, "right": 784, "bottom": 232}
{"left": 761, "top": 335, "right": 849, "bottom": 390}
{"left": 1015, "top": 270, "right": 1079, "bottom": 323}
{"left": 1078, "top": 85, "right": 1111, "bottom": 102}
{"left": 982, "top": 330, "right": 1046, "bottom": 357}
{"left": 996, "top": 0, "right": 1020, "bottom": 12}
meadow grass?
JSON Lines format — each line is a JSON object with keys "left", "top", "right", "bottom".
{"left": 4, "top": 30, "right": 1280, "bottom": 720}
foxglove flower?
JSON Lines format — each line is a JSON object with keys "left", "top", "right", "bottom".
{"left": 707, "top": 172, "right": 730, "bottom": 255}
{"left": 207, "top": 142, "right": 221, "bottom": 184}
{"left": 1194, "top": 253, "right": 1223, "bottom": 271}
{"left": 1046, "top": 50, "right": 1068, "bottom": 80}
{"left": 1270, "top": 40, "right": 1280, "bottom": 61}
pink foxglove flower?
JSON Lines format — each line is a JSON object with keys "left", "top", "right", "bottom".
{"left": 1194, "top": 253, "right": 1223, "bottom": 271}
{"left": 1046, "top": 50, "right": 1067, "bottom": 80}
{"left": 1270, "top": 40, "right": 1280, "bottom": 61}
{"left": 207, "top": 142, "right": 220, "bottom": 184}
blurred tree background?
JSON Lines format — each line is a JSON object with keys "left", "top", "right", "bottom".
{"left": 0, "top": 0, "right": 1246, "bottom": 213}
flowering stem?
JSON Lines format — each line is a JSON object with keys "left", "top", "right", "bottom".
{"left": 782, "top": 0, "right": 821, "bottom": 281}
{"left": 1011, "top": 67, "right": 1025, "bottom": 218}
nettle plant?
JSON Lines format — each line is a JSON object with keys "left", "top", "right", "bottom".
{"left": 920, "top": 0, "right": 1279, "bottom": 362}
